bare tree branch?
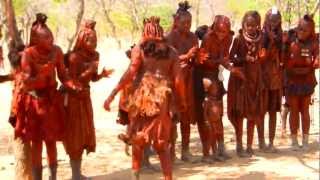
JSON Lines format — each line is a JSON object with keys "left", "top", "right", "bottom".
{"left": 3, "top": 0, "right": 24, "bottom": 47}
{"left": 95, "top": 0, "right": 121, "bottom": 48}
{"left": 311, "top": 0, "right": 320, "bottom": 16}
{"left": 67, "top": 0, "right": 85, "bottom": 51}
{"left": 206, "top": 0, "right": 215, "bottom": 19}
{"left": 195, "top": 0, "right": 200, "bottom": 27}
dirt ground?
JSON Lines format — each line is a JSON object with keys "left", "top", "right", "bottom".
{"left": 0, "top": 45, "right": 319, "bottom": 180}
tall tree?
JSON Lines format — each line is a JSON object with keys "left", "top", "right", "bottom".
{"left": 194, "top": 0, "right": 201, "bottom": 27}
{"left": 3, "top": 0, "right": 24, "bottom": 48}
{"left": 311, "top": 0, "right": 320, "bottom": 15}
{"left": 206, "top": 0, "right": 215, "bottom": 19}
{"left": 95, "top": 0, "right": 121, "bottom": 48}
{"left": 297, "top": 0, "right": 302, "bottom": 18}
{"left": 1, "top": 1, "right": 32, "bottom": 179}
{"left": 67, "top": 0, "right": 84, "bottom": 51}
{"left": 121, "top": 0, "right": 150, "bottom": 42}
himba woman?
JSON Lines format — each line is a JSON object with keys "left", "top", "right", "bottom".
{"left": 62, "top": 20, "right": 113, "bottom": 179}
{"left": 197, "top": 15, "right": 244, "bottom": 162}
{"left": 104, "top": 16, "right": 184, "bottom": 180}
{"left": 20, "top": 13, "right": 81, "bottom": 179}
{"left": 227, "top": 11, "right": 267, "bottom": 157}
{"left": 284, "top": 15, "right": 319, "bottom": 151}
{"left": 165, "top": 1, "right": 198, "bottom": 162}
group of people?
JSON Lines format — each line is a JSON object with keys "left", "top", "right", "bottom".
{"left": 1, "top": 14, "right": 112, "bottom": 180}
{"left": 0, "top": 1, "right": 319, "bottom": 180}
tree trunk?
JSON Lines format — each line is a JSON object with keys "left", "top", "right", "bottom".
{"left": 130, "top": 0, "right": 141, "bottom": 38}
{"left": 305, "top": 0, "right": 310, "bottom": 13}
{"left": 297, "top": 0, "right": 302, "bottom": 19}
{"left": 276, "top": 0, "right": 282, "bottom": 9}
{"left": 206, "top": 0, "right": 215, "bottom": 19}
{"left": 286, "top": 0, "right": 293, "bottom": 29}
{"left": 67, "top": 0, "right": 85, "bottom": 51}
{"left": 195, "top": 0, "right": 201, "bottom": 27}
{"left": 24, "top": 12, "right": 32, "bottom": 45}
{"left": 13, "top": 138, "right": 32, "bottom": 180}
{"left": 97, "top": 0, "right": 121, "bottom": 48}
{"left": 3, "top": 0, "right": 24, "bottom": 48}
{"left": 311, "top": 0, "right": 320, "bottom": 16}
{"left": 2, "top": 1, "right": 32, "bottom": 180}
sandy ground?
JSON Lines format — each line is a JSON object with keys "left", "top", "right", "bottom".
{"left": 0, "top": 43, "right": 319, "bottom": 180}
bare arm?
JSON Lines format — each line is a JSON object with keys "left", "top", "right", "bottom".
{"left": 198, "top": 34, "right": 232, "bottom": 70}
{"left": 0, "top": 74, "right": 14, "bottom": 83}
{"left": 80, "top": 53, "right": 99, "bottom": 82}
{"left": 171, "top": 49, "right": 188, "bottom": 112}
{"left": 104, "top": 45, "right": 142, "bottom": 110}
{"left": 55, "top": 47, "right": 81, "bottom": 90}
{"left": 179, "top": 36, "right": 199, "bottom": 63}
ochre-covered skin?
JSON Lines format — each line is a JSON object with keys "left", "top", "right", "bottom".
{"left": 193, "top": 15, "right": 246, "bottom": 162}
{"left": 19, "top": 14, "right": 81, "bottom": 169}
{"left": 63, "top": 20, "right": 112, "bottom": 160}
{"left": 227, "top": 11, "right": 267, "bottom": 157}
{"left": 104, "top": 16, "right": 184, "bottom": 180}
{"left": 284, "top": 15, "right": 318, "bottom": 147}
{"left": 260, "top": 8, "right": 283, "bottom": 152}
{"left": 195, "top": 15, "right": 238, "bottom": 161}
{"left": 116, "top": 45, "right": 136, "bottom": 127}
{"left": 165, "top": 1, "right": 198, "bottom": 161}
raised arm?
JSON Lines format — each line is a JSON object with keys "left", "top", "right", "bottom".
{"left": 0, "top": 74, "right": 14, "bottom": 83}
{"left": 198, "top": 34, "right": 233, "bottom": 70}
{"left": 91, "top": 67, "right": 114, "bottom": 82}
{"left": 179, "top": 36, "right": 199, "bottom": 63}
{"left": 91, "top": 53, "right": 114, "bottom": 82}
{"left": 104, "top": 45, "right": 142, "bottom": 111}
{"left": 80, "top": 53, "right": 99, "bottom": 82}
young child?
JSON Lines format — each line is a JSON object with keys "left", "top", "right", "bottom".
{"left": 284, "top": 15, "right": 319, "bottom": 151}
{"left": 227, "top": 10, "right": 267, "bottom": 157}
{"left": 202, "top": 78, "right": 224, "bottom": 161}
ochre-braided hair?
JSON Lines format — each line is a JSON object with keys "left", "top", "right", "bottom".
{"left": 142, "top": 16, "right": 164, "bottom": 40}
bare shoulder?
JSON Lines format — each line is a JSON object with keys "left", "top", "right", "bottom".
{"left": 165, "top": 30, "right": 176, "bottom": 38}
{"left": 164, "top": 31, "right": 175, "bottom": 44}
{"left": 50, "top": 45, "right": 64, "bottom": 62}
{"left": 67, "top": 51, "right": 80, "bottom": 63}
{"left": 23, "top": 47, "right": 34, "bottom": 56}
{"left": 53, "top": 45, "right": 63, "bottom": 55}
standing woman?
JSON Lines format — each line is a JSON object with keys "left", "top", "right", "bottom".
{"left": 104, "top": 16, "right": 184, "bottom": 180}
{"left": 20, "top": 13, "right": 81, "bottom": 180}
{"left": 227, "top": 11, "right": 267, "bottom": 157}
{"left": 165, "top": 1, "right": 198, "bottom": 162}
{"left": 62, "top": 20, "right": 113, "bottom": 180}
{"left": 284, "top": 15, "right": 318, "bottom": 151}
{"left": 260, "top": 7, "right": 283, "bottom": 152}
{"left": 198, "top": 15, "right": 244, "bottom": 162}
